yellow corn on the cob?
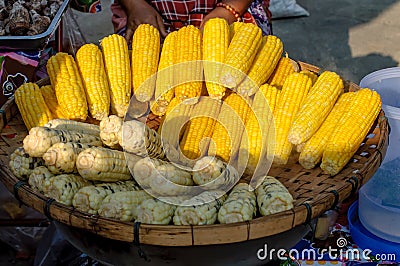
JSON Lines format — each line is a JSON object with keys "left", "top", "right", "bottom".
{"left": 23, "top": 127, "right": 102, "bottom": 157}
{"left": 28, "top": 166, "right": 54, "bottom": 193}
{"left": 203, "top": 18, "right": 230, "bottom": 99}
{"left": 43, "top": 142, "right": 92, "bottom": 174}
{"left": 44, "top": 119, "right": 100, "bottom": 136}
{"left": 192, "top": 156, "right": 239, "bottom": 191}
{"left": 220, "top": 23, "right": 262, "bottom": 88}
{"left": 217, "top": 183, "right": 257, "bottom": 224}
{"left": 149, "top": 164, "right": 194, "bottom": 196}
{"left": 42, "top": 174, "right": 90, "bottom": 206}
{"left": 40, "top": 85, "right": 67, "bottom": 119}
{"left": 136, "top": 197, "right": 178, "bottom": 225}
{"left": 132, "top": 157, "right": 168, "bottom": 187}
{"left": 237, "top": 35, "right": 283, "bottom": 96}
{"left": 101, "top": 34, "right": 131, "bottom": 117}
{"left": 321, "top": 89, "right": 382, "bottom": 175}
{"left": 46, "top": 52, "right": 88, "bottom": 121}
{"left": 14, "top": 82, "right": 54, "bottom": 130}
{"left": 229, "top": 21, "right": 244, "bottom": 40}
{"left": 152, "top": 31, "right": 178, "bottom": 116}
{"left": 174, "top": 25, "right": 203, "bottom": 103}
{"left": 255, "top": 176, "right": 293, "bottom": 216}
{"left": 273, "top": 73, "right": 312, "bottom": 164}
{"left": 179, "top": 97, "right": 221, "bottom": 160}
{"left": 76, "top": 147, "right": 132, "bottom": 182}
{"left": 157, "top": 98, "right": 193, "bottom": 149}
{"left": 9, "top": 147, "right": 44, "bottom": 180}
{"left": 99, "top": 115, "right": 123, "bottom": 148}
{"left": 267, "top": 55, "right": 296, "bottom": 89}
{"left": 299, "top": 92, "right": 355, "bottom": 169}
{"left": 238, "top": 84, "right": 279, "bottom": 173}
{"left": 76, "top": 43, "right": 111, "bottom": 120}
{"left": 208, "top": 92, "right": 251, "bottom": 162}
{"left": 132, "top": 24, "right": 160, "bottom": 102}
{"left": 299, "top": 70, "right": 318, "bottom": 85}
{"left": 72, "top": 180, "right": 140, "bottom": 214}
{"left": 98, "top": 190, "right": 153, "bottom": 221}
{"left": 173, "top": 190, "right": 227, "bottom": 225}
{"left": 288, "top": 71, "right": 344, "bottom": 145}
{"left": 120, "top": 120, "right": 180, "bottom": 163}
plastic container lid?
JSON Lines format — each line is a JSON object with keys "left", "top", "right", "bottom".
{"left": 348, "top": 201, "right": 400, "bottom": 261}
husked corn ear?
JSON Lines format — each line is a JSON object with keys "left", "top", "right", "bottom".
{"left": 174, "top": 25, "right": 203, "bottom": 103}
{"left": 238, "top": 35, "right": 283, "bottom": 96}
{"left": 136, "top": 197, "right": 178, "bottom": 225}
{"left": 132, "top": 157, "right": 168, "bottom": 187}
{"left": 229, "top": 21, "right": 244, "bottom": 39}
{"left": 299, "top": 92, "right": 355, "bottom": 169}
{"left": 43, "top": 174, "right": 90, "bottom": 206}
{"left": 149, "top": 164, "right": 193, "bottom": 196}
{"left": 46, "top": 52, "right": 88, "bottom": 121}
{"left": 238, "top": 84, "right": 278, "bottom": 174}
{"left": 9, "top": 147, "right": 44, "bottom": 180}
{"left": 273, "top": 73, "right": 312, "bottom": 164}
{"left": 192, "top": 156, "right": 239, "bottom": 191}
{"left": 289, "top": 71, "right": 344, "bottom": 145}
{"left": 180, "top": 97, "right": 221, "bottom": 160}
{"left": 40, "top": 85, "right": 67, "bottom": 119}
{"left": 218, "top": 183, "right": 256, "bottom": 224}
{"left": 220, "top": 23, "right": 262, "bottom": 88}
{"left": 23, "top": 127, "right": 102, "bottom": 157}
{"left": 76, "top": 147, "right": 132, "bottom": 182}
{"left": 158, "top": 98, "right": 193, "bottom": 149}
{"left": 209, "top": 92, "right": 251, "bottom": 162}
{"left": 173, "top": 190, "right": 227, "bottom": 225}
{"left": 15, "top": 82, "right": 54, "bottom": 130}
{"left": 132, "top": 24, "right": 160, "bottom": 102}
{"left": 120, "top": 120, "right": 180, "bottom": 162}
{"left": 101, "top": 34, "right": 131, "bottom": 117}
{"left": 299, "top": 70, "right": 318, "bottom": 85}
{"left": 98, "top": 190, "right": 153, "bottom": 221}
{"left": 43, "top": 142, "right": 92, "bottom": 174}
{"left": 153, "top": 31, "right": 177, "bottom": 116}
{"left": 76, "top": 43, "right": 111, "bottom": 120}
{"left": 321, "top": 89, "right": 381, "bottom": 175}
{"left": 203, "top": 18, "right": 230, "bottom": 99}
{"left": 99, "top": 115, "right": 123, "bottom": 148}
{"left": 28, "top": 166, "right": 54, "bottom": 193}
{"left": 44, "top": 119, "right": 100, "bottom": 136}
{"left": 255, "top": 176, "right": 293, "bottom": 216}
{"left": 72, "top": 180, "right": 140, "bottom": 214}
{"left": 267, "top": 55, "right": 296, "bottom": 89}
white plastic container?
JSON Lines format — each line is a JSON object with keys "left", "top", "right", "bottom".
{"left": 359, "top": 67, "right": 400, "bottom": 164}
{"left": 358, "top": 67, "right": 400, "bottom": 243}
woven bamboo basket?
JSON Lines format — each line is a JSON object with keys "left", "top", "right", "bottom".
{"left": 0, "top": 61, "right": 389, "bottom": 247}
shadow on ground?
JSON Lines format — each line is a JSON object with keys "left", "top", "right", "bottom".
{"left": 272, "top": 0, "right": 399, "bottom": 83}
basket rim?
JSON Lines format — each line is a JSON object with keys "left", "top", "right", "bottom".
{"left": 0, "top": 61, "right": 389, "bottom": 246}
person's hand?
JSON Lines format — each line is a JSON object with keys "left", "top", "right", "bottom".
{"left": 120, "top": 0, "right": 167, "bottom": 43}
{"left": 199, "top": 6, "right": 238, "bottom": 31}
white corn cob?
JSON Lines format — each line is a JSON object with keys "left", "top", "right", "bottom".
{"left": 255, "top": 176, "right": 294, "bottom": 216}
{"left": 192, "top": 156, "right": 239, "bottom": 191}
{"left": 132, "top": 157, "right": 168, "bottom": 187}
{"left": 135, "top": 197, "right": 178, "bottom": 225}
{"left": 42, "top": 174, "right": 91, "bottom": 206}
{"left": 72, "top": 180, "right": 140, "bottom": 214}
{"left": 44, "top": 119, "right": 100, "bottom": 136}
{"left": 98, "top": 190, "right": 153, "bottom": 221}
{"left": 9, "top": 147, "right": 44, "bottom": 180}
{"left": 218, "top": 183, "right": 257, "bottom": 224}
{"left": 99, "top": 115, "right": 123, "bottom": 148}
{"left": 28, "top": 166, "right": 54, "bottom": 193}
{"left": 149, "top": 164, "right": 193, "bottom": 196}
{"left": 173, "top": 190, "right": 227, "bottom": 225}
{"left": 76, "top": 147, "right": 132, "bottom": 182}
{"left": 23, "top": 127, "right": 102, "bottom": 157}
{"left": 43, "top": 142, "right": 92, "bottom": 174}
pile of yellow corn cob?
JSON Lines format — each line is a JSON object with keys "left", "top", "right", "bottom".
{"left": 10, "top": 18, "right": 383, "bottom": 224}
